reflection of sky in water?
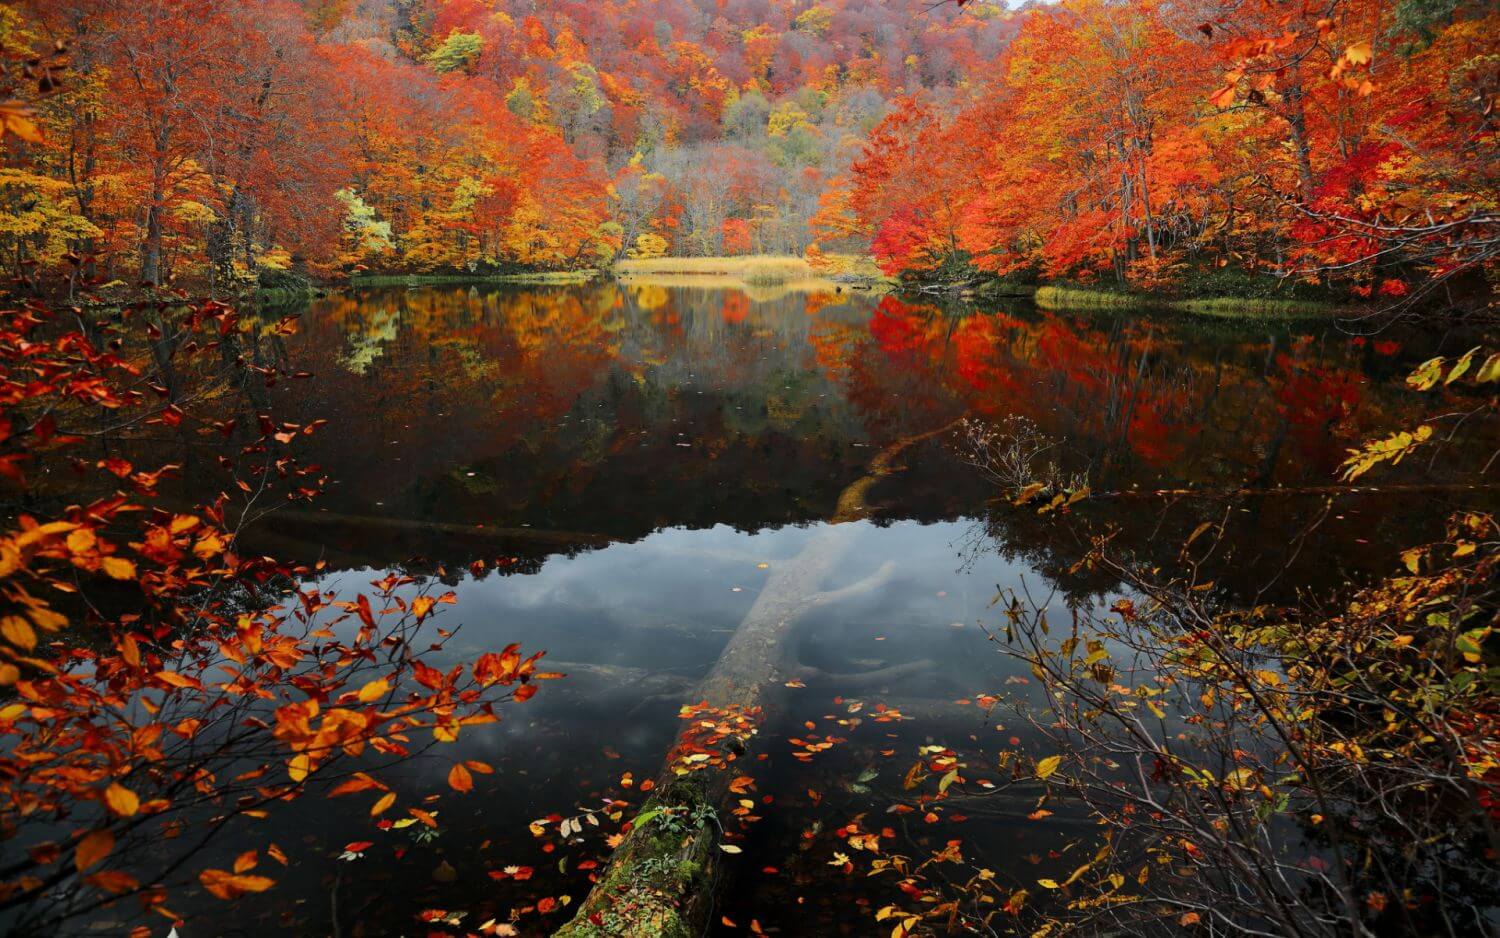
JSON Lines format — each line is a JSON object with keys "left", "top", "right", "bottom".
{"left": 174, "top": 520, "right": 1068, "bottom": 933}
{"left": 317, "top": 519, "right": 1049, "bottom": 697}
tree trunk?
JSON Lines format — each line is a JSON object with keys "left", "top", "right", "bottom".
{"left": 1282, "top": 66, "right": 1316, "bottom": 195}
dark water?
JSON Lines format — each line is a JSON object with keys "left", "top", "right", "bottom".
{"left": 87, "top": 283, "right": 1491, "bottom": 935}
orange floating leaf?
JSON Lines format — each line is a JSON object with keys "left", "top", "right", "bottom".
{"left": 449, "top": 763, "right": 474, "bottom": 793}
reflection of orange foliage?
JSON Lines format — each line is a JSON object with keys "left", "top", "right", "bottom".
{"left": 721, "top": 291, "right": 749, "bottom": 324}
{"left": 949, "top": 307, "right": 1423, "bottom": 482}
{"left": 868, "top": 297, "right": 931, "bottom": 360}
{"left": 282, "top": 287, "right": 624, "bottom": 504}
{"left": 802, "top": 291, "right": 839, "bottom": 319}
{"left": 808, "top": 315, "right": 860, "bottom": 379}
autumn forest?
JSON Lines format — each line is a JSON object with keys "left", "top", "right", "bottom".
{"left": 0, "top": 0, "right": 1488, "bottom": 301}
{"left": 0, "top": 0, "right": 1495, "bottom": 937}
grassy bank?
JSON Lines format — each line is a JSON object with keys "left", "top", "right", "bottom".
{"left": 611, "top": 254, "right": 867, "bottom": 300}
{"left": 348, "top": 269, "right": 600, "bottom": 288}
{"left": 1034, "top": 284, "right": 1336, "bottom": 319}
{"left": 808, "top": 252, "right": 894, "bottom": 285}
{"left": 250, "top": 285, "right": 316, "bottom": 308}
{"left": 1033, "top": 285, "right": 1143, "bottom": 310}
{"left": 613, "top": 255, "right": 813, "bottom": 285}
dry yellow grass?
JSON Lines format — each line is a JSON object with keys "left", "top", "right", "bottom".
{"left": 611, "top": 255, "right": 868, "bottom": 301}
{"left": 614, "top": 255, "right": 814, "bottom": 284}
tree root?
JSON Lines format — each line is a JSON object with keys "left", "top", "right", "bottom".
{"left": 785, "top": 658, "right": 938, "bottom": 694}
{"left": 810, "top": 559, "right": 897, "bottom": 606}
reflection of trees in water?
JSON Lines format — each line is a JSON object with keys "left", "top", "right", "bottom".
{"left": 838, "top": 296, "right": 1488, "bottom": 606}
{"left": 262, "top": 286, "right": 895, "bottom": 543}
{"left": 77, "top": 286, "right": 1483, "bottom": 598}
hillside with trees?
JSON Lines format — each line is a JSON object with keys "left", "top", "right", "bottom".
{"left": 2, "top": 0, "right": 1493, "bottom": 309}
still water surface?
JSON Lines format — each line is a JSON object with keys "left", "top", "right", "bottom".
{"left": 132, "top": 282, "right": 1486, "bottom": 934}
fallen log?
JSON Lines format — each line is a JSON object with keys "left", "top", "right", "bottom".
{"left": 557, "top": 421, "right": 959, "bottom": 936}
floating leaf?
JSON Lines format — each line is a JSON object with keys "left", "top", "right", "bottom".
{"left": 86, "top": 870, "right": 138, "bottom": 894}
{"left": 199, "top": 868, "right": 275, "bottom": 899}
{"left": 449, "top": 763, "right": 474, "bottom": 793}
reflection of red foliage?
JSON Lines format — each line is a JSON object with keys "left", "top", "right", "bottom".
{"left": 864, "top": 299, "right": 1201, "bottom": 468}
{"left": 721, "top": 291, "right": 749, "bottom": 324}
{"left": 1273, "top": 354, "right": 1367, "bottom": 470}
{"left": 868, "top": 297, "right": 932, "bottom": 360}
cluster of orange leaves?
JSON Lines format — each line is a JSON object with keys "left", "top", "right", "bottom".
{"left": 667, "top": 701, "right": 761, "bottom": 776}
{"left": 0, "top": 299, "right": 553, "bottom": 926}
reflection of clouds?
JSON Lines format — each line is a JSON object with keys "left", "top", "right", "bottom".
{"left": 496, "top": 522, "right": 1029, "bottom": 681}
{"left": 306, "top": 520, "right": 1039, "bottom": 689}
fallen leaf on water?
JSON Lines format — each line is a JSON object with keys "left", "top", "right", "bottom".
{"left": 448, "top": 763, "right": 474, "bottom": 793}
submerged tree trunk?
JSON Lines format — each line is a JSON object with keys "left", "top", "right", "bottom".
{"left": 557, "top": 420, "right": 958, "bottom": 936}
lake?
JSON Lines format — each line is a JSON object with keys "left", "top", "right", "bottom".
{"left": 108, "top": 281, "right": 1488, "bottom": 934}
